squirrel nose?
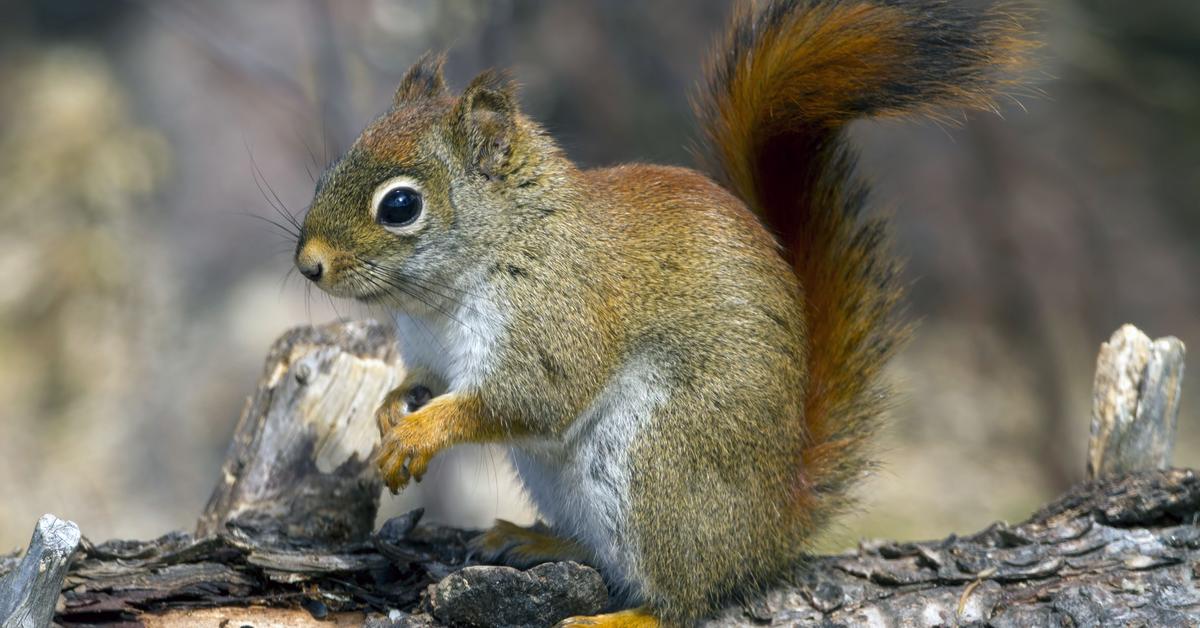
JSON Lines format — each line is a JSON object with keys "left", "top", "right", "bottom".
{"left": 298, "top": 258, "right": 323, "bottom": 282}
{"left": 295, "top": 240, "right": 329, "bottom": 283}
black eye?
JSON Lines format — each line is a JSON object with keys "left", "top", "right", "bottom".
{"left": 376, "top": 186, "right": 423, "bottom": 227}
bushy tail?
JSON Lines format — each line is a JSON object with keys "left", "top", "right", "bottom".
{"left": 696, "top": 0, "right": 1032, "bottom": 513}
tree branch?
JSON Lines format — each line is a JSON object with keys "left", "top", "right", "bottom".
{"left": 0, "top": 322, "right": 1193, "bottom": 627}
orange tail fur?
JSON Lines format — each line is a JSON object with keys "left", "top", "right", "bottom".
{"left": 696, "top": 0, "right": 1033, "bottom": 512}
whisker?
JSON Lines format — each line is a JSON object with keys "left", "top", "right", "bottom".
{"left": 352, "top": 271, "right": 450, "bottom": 358}
{"left": 296, "top": 130, "right": 321, "bottom": 183}
{"left": 227, "top": 209, "right": 300, "bottom": 239}
{"left": 248, "top": 163, "right": 303, "bottom": 235}
{"left": 278, "top": 265, "right": 299, "bottom": 297}
{"left": 304, "top": 281, "right": 313, "bottom": 324}
{"left": 402, "top": 275, "right": 503, "bottom": 325}
{"left": 253, "top": 162, "right": 304, "bottom": 232}
{"left": 325, "top": 291, "right": 347, "bottom": 323}
{"left": 363, "top": 284, "right": 456, "bottom": 351}
{"left": 354, "top": 256, "right": 500, "bottom": 320}
{"left": 359, "top": 266, "right": 471, "bottom": 329}
{"left": 243, "top": 140, "right": 304, "bottom": 232}
{"left": 354, "top": 257, "right": 472, "bottom": 306}
{"left": 406, "top": 273, "right": 494, "bottom": 304}
{"left": 374, "top": 262, "right": 494, "bottom": 302}
{"left": 355, "top": 265, "right": 485, "bottom": 338}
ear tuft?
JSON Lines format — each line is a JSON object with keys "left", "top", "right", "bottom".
{"left": 394, "top": 52, "right": 448, "bottom": 105}
{"left": 459, "top": 70, "right": 517, "bottom": 115}
{"left": 453, "top": 70, "right": 521, "bottom": 179}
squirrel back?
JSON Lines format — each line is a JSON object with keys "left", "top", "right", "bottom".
{"left": 295, "top": 1, "right": 1033, "bottom": 624}
{"left": 695, "top": 0, "right": 1032, "bottom": 527}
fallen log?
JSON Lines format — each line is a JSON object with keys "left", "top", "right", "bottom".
{"left": 0, "top": 323, "right": 1193, "bottom": 627}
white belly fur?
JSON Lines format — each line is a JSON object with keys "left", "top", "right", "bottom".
{"left": 390, "top": 292, "right": 662, "bottom": 599}
{"left": 508, "top": 358, "right": 665, "bottom": 600}
{"left": 391, "top": 287, "right": 503, "bottom": 391}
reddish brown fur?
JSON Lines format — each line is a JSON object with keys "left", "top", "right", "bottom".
{"left": 297, "top": 2, "right": 1033, "bottom": 624}
{"left": 697, "top": 0, "right": 1032, "bottom": 524}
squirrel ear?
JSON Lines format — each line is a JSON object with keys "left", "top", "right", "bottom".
{"left": 452, "top": 70, "right": 520, "bottom": 180}
{"left": 394, "top": 52, "right": 448, "bottom": 105}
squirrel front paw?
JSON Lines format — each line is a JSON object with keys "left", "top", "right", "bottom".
{"left": 375, "top": 390, "right": 446, "bottom": 492}
{"left": 375, "top": 387, "right": 496, "bottom": 493}
{"left": 377, "top": 425, "right": 438, "bottom": 492}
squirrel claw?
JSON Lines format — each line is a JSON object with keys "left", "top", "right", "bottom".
{"left": 378, "top": 433, "right": 438, "bottom": 491}
{"left": 471, "top": 519, "right": 591, "bottom": 567}
{"left": 377, "top": 437, "right": 411, "bottom": 492}
{"left": 407, "top": 450, "right": 435, "bottom": 483}
{"left": 374, "top": 389, "right": 487, "bottom": 493}
{"left": 376, "top": 402, "right": 446, "bottom": 491}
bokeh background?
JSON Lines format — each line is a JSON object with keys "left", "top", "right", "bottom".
{"left": 1, "top": 0, "right": 1198, "bottom": 551}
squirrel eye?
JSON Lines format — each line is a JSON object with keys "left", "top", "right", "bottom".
{"left": 376, "top": 186, "right": 423, "bottom": 227}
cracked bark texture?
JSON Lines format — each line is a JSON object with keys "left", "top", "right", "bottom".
{"left": 0, "top": 322, "right": 1194, "bottom": 627}
{"left": 16, "top": 469, "right": 1190, "bottom": 627}
{"left": 195, "top": 320, "right": 402, "bottom": 544}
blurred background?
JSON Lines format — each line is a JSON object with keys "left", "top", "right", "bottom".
{"left": 1, "top": 0, "right": 1198, "bottom": 551}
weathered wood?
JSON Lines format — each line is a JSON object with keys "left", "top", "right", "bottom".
{"left": 141, "top": 607, "right": 367, "bottom": 627}
{"left": 55, "top": 509, "right": 477, "bottom": 626}
{"left": 706, "top": 469, "right": 1200, "bottom": 626}
{"left": 196, "top": 321, "right": 401, "bottom": 543}
{"left": 1089, "top": 324, "right": 1186, "bottom": 480}
{"left": 37, "top": 470, "right": 1200, "bottom": 626}
{"left": 0, "top": 514, "right": 81, "bottom": 628}
{"left": 5, "top": 322, "right": 1196, "bottom": 626}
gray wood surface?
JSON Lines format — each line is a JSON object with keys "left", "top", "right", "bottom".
{"left": 0, "top": 515, "right": 81, "bottom": 628}
{"left": 40, "top": 470, "right": 1200, "bottom": 626}
{"left": 196, "top": 320, "right": 401, "bottom": 543}
{"left": 1, "top": 321, "right": 1194, "bottom": 626}
{"left": 1089, "top": 324, "right": 1186, "bottom": 479}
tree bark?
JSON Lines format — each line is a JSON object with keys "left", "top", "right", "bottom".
{"left": 33, "top": 468, "right": 1200, "bottom": 627}
{"left": 196, "top": 320, "right": 401, "bottom": 543}
{"left": 0, "top": 322, "right": 1193, "bottom": 627}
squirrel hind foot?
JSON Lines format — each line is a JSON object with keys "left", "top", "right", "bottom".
{"left": 555, "top": 608, "right": 660, "bottom": 628}
{"left": 470, "top": 519, "right": 591, "bottom": 568}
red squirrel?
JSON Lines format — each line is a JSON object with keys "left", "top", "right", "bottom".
{"left": 294, "top": 1, "right": 1031, "bottom": 624}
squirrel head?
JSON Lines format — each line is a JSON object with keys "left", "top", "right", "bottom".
{"left": 295, "top": 53, "right": 563, "bottom": 306}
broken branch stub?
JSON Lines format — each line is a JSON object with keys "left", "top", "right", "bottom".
{"left": 0, "top": 514, "right": 81, "bottom": 628}
{"left": 196, "top": 320, "right": 402, "bottom": 543}
{"left": 1089, "top": 324, "right": 1186, "bottom": 480}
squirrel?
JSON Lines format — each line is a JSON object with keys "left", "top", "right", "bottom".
{"left": 293, "top": 0, "right": 1031, "bottom": 625}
